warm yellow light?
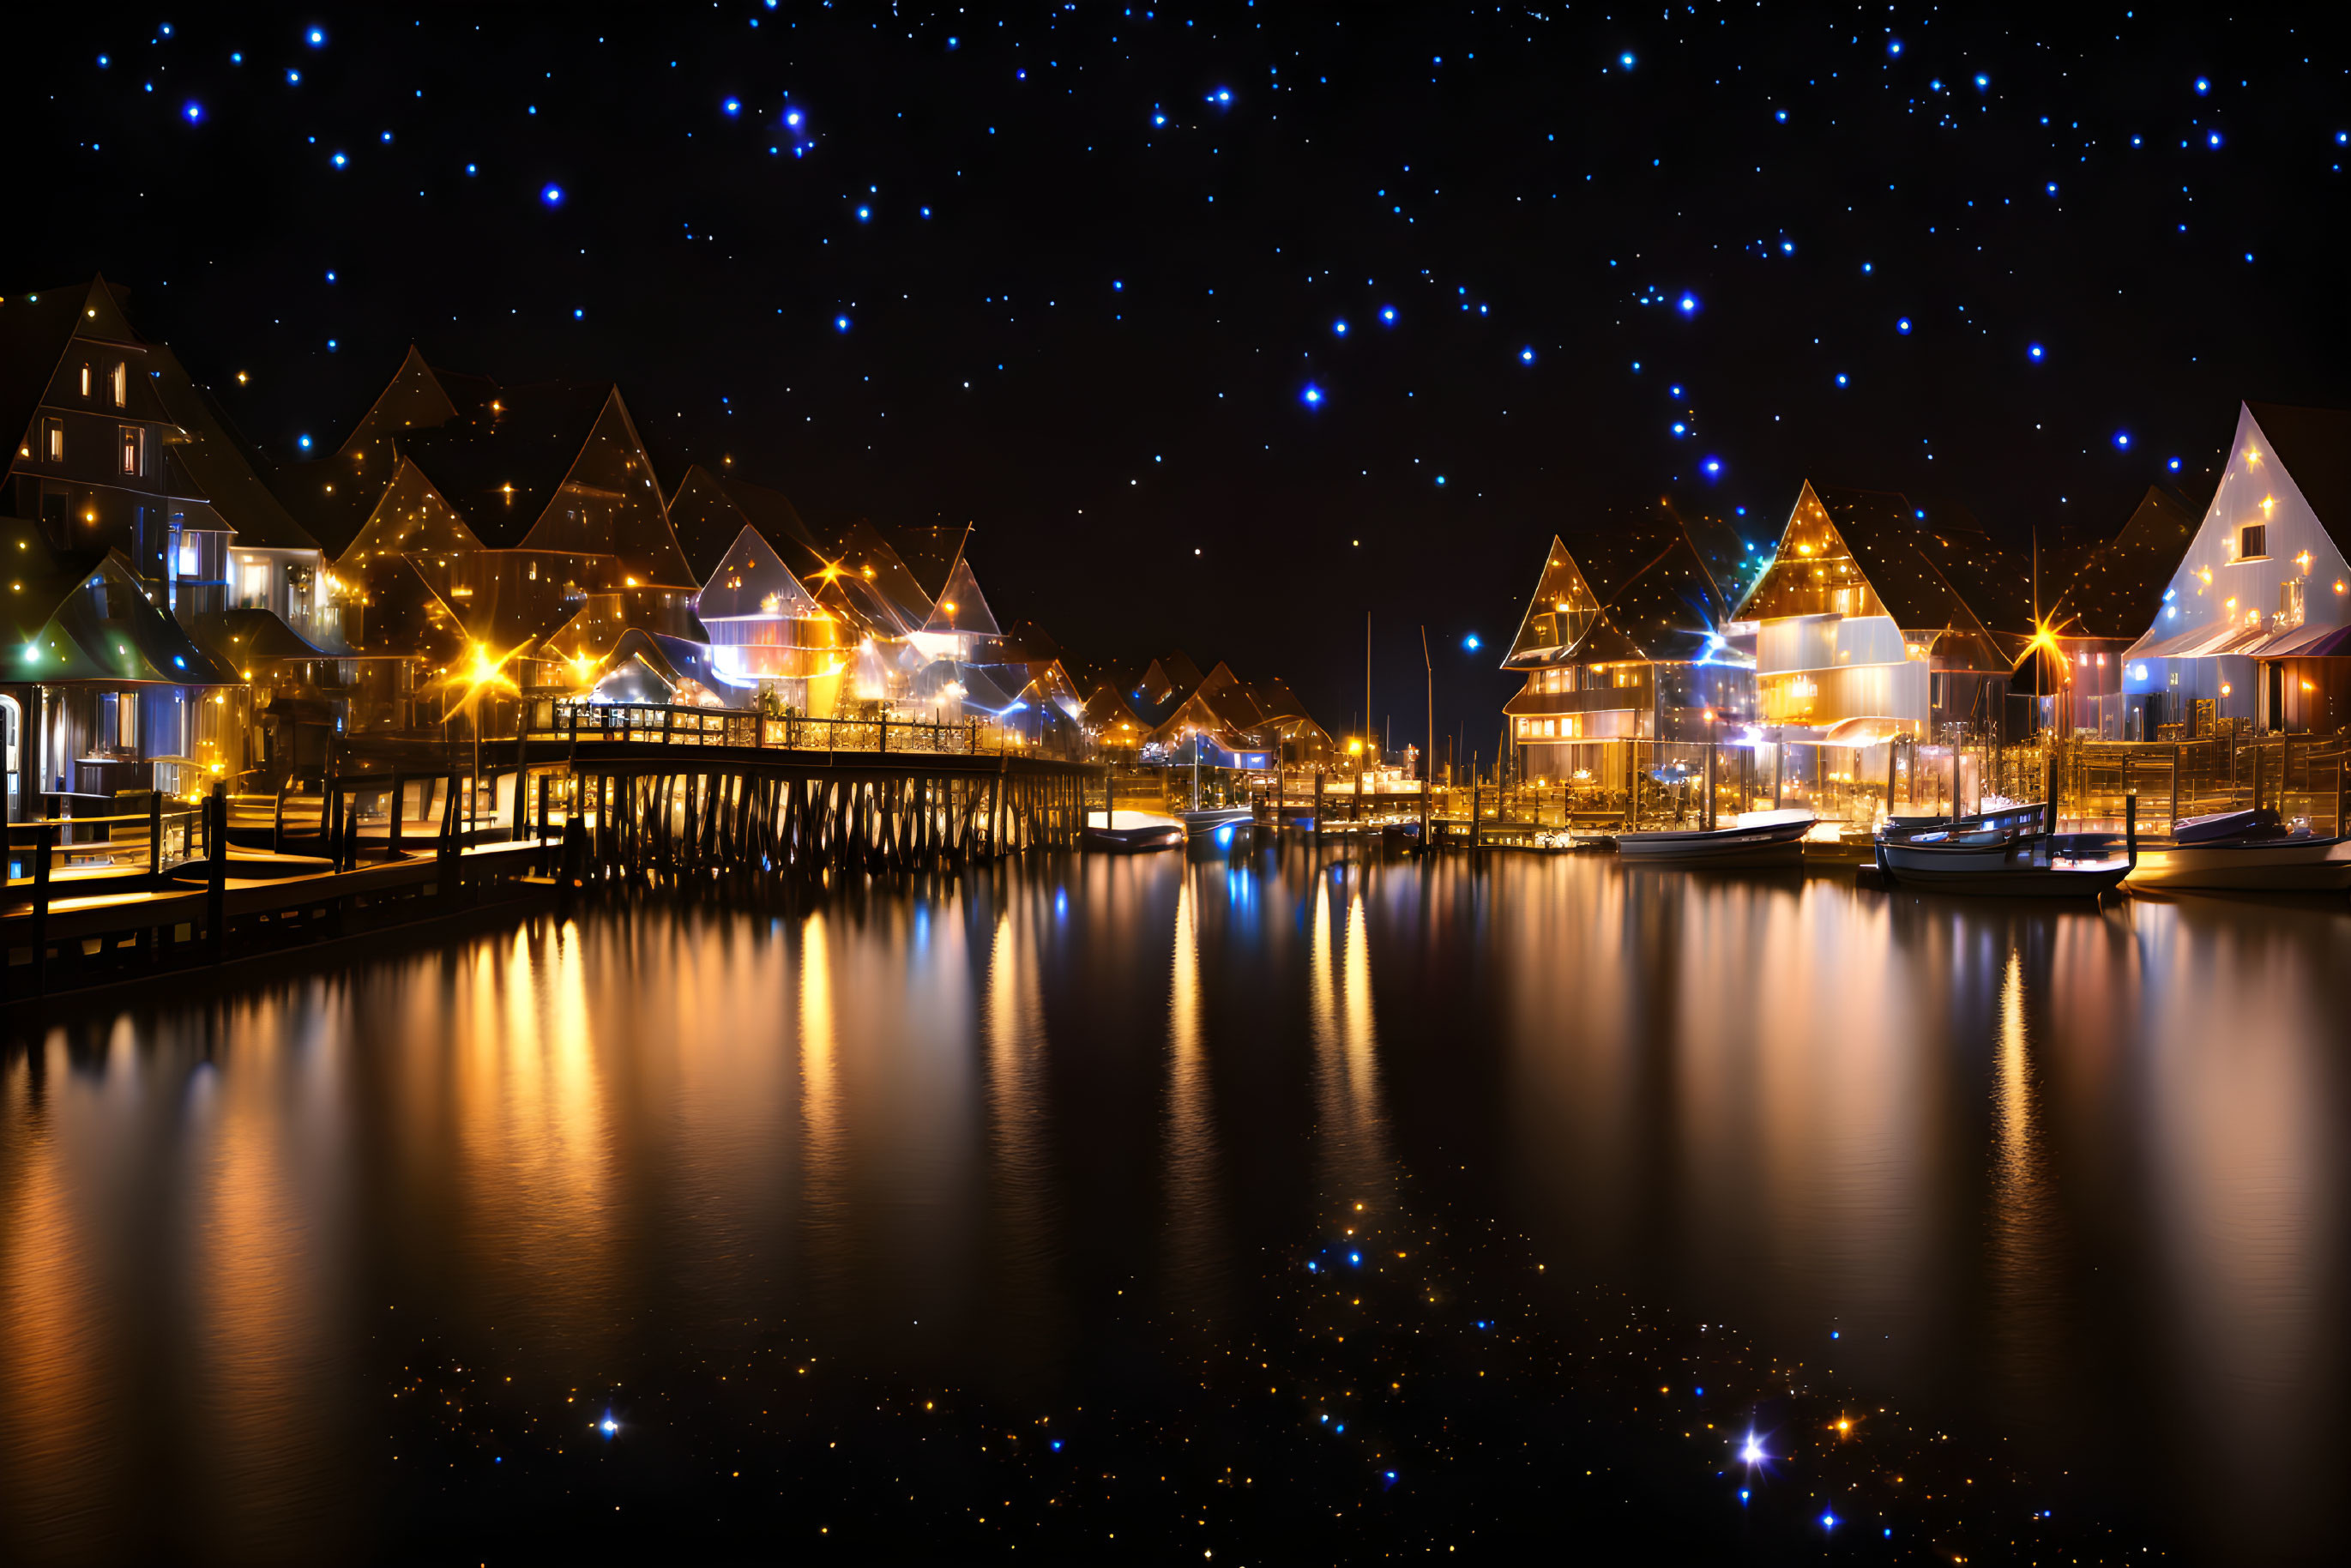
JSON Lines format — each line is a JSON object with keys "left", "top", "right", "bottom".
{"left": 2301, "top": 679, "right": 2315, "bottom": 692}
{"left": 942, "top": 600, "right": 957, "bottom": 614}
{"left": 2221, "top": 683, "right": 2233, "bottom": 697}
{"left": 236, "top": 371, "right": 249, "bottom": 385}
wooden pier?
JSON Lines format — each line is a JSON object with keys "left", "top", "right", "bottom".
{"left": 5, "top": 704, "right": 1095, "bottom": 1004}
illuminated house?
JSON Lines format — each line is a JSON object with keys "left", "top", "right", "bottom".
{"left": 691, "top": 523, "right": 846, "bottom": 715}
{"left": 0, "top": 518, "right": 241, "bottom": 815}
{"left": 0, "top": 276, "right": 339, "bottom": 808}
{"left": 2121, "top": 402, "right": 2351, "bottom": 734}
{"left": 1502, "top": 503, "right": 1748, "bottom": 788}
{"left": 288, "top": 347, "right": 704, "bottom": 704}
{"left": 666, "top": 461, "right": 832, "bottom": 585}
{"left": 808, "top": 521, "right": 933, "bottom": 707}
{"left": 1732, "top": 482, "right": 2015, "bottom": 743}
{"left": 2022, "top": 485, "right": 2198, "bottom": 738}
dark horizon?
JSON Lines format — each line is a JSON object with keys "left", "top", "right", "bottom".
{"left": 11, "top": 3, "right": 2346, "bottom": 738}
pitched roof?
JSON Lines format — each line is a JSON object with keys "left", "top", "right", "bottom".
{"left": 2246, "top": 401, "right": 2351, "bottom": 554}
{"left": 665, "top": 463, "right": 832, "bottom": 583}
{"left": 919, "top": 554, "right": 1000, "bottom": 636}
{"left": 0, "top": 519, "right": 235, "bottom": 684}
{"left": 1576, "top": 524, "right": 1733, "bottom": 663}
{"left": 0, "top": 280, "right": 129, "bottom": 465}
{"left": 696, "top": 524, "right": 823, "bottom": 620}
{"left": 893, "top": 522, "right": 972, "bottom": 600}
{"left": 2047, "top": 485, "right": 2200, "bottom": 640}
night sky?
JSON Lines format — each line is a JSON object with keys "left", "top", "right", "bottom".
{"left": 12, "top": 4, "right": 2351, "bottom": 743}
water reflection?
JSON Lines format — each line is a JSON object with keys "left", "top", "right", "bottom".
{"left": 0, "top": 853, "right": 2345, "bottom": 1562}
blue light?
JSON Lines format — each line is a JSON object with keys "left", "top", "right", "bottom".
{"left": 2114, "top": 431, "right": 2131, "bottom": 449}
{"left": 1301, "top": 383, "right": 1323, "bottom": 407}
{"left": 465, "top": 163, "right": 477, "bottom": 176}
{"left": 97, "top": 54, "right": 109, "bottom": 67}
{"left": 325, "top": 269, "right": 336, "bottom": 282}
{"left": 1677, "top": 292, "right": 1699, "bottom": 314}
{"left": 1215, "top": 823, "right": 1235, "bottom": 847}
{"left": 1835, "top": 372, "right": 1849, "bottom": 387}
{"left": 231, "top": 51, "right": 243, "bottom": 64}
{"left": 1434, "top": 474, "right": 1446, "bottom": 485}
{"left": 1739, "top": 1490, "right": 1750, "bottom": 1504}
{"left": 286, "top": 69, "right": 301, "bottom": 86}
{"left": 381, "top": 131, "right": 393, "bottom": 143}
{"left": 1619, "top": 52, "right": 1635, "bottom": 69}
{"left": 307, "top": 27, "right": 327, "bottom": 48}
{"left": 541, "top": 184, "right": 564, "bottom": 205}
{"left": 1462, "top": 633, "right": 1480, "bottom": 651}
{"left": 1669, "top": 383, "right": 1684, "bottom": 397}
{"left": 600, "top": 1414, "right": 618, "bottom": 1438}
{"left": 1822, "top": 1513, "right": 1837, "bottom": 1531}
{"left": 2168, "top": 456, "right": 2182, "bottom": 471}
{"left": 1348, "top": 1251, "right": 1361, "bottom": 1265}
{"left": 1694, "top": 1388, "right": 1703, "bottom": 1396}
{"left": 173, "top": 655, "right": 184, "bottom": 668}
{"left": 1112, "top": 279, "right": 1123, "bottom": 291}
{"left": 297, "top": 433, "right": 313, "bottom": 450}
{"left": 1702, "top": 456, "right": 1723, "bottom": 479}
{"left": 1775, "top": 109, "right": 1787, "bottom": 123}
{"left": 183, "top": 101, "right": 203, "bottom": 123}
{"left": 2194, "top": 76, "right": 2210, "bottom": 95}
{"left": 1380, "top": 305, "right": 1397, "bottom": 324}
{"left": 1050, "top": 1438, "right": 1060, "bottom": 1450}
{"left": 2047, "top": 181, "right": 2059, "bottom": 196}
{"left": 326, "top": 339, "right": 338, "bottom": 352}
{"left": 1929, "top": 79, "right": 1943, "bottom": 92}
{"left": 1888, "top": 38, "right": 1902, "bottom": 56}
{"left": 1519, "top": 346, "right": 1535, "bottom": 364}
{"left": 1333, "top": 318, "right": 1348, "bottom": 335}
{"left": 1896, "top": 317, "right": 1913, "bottom": 335}
{"left": 573, "top": 308, "right": 583, "bottom": 319}
{"left": 723, "top": 97, "right": 741, "bottom": 116}
{"left": 856, "top": 205, "right": 871, "bottom": 220}
{"left": 948, "top": 36, "right": 959, "bottom": 49}
{"left": 2209, "top": 131, "right": 2223, "bottom": 148}
{"left": 2029, "top": 342, "right": 2045, "bottom": 360}
{"left": 330, "top": 151, "right": 347, "bottom": 167}
{"left": 835, "top": 315, "right": 851, "bottom": 332}
{"left": 1208, "top": 87, "right": 1233, "bottom": 106}
{"left": 1672, "top": 422, "right": 1687, "bottom": 436}
{"left": 1975, "top": 74, "right": 1990, "bottom": 89}
{"left": 785, "top": 110, "right": 803, "bottom": 128}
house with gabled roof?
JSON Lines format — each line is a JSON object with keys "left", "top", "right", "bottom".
{"left": 691, "top": 523, "right": 846, "bottom": 715}
{"left": 2121, "top": 401, "right": 2351, "bottom": 734}
{"left": 0, "top": 277, "right": 342, "bottom": 809}
{"left": 666, "top": 462, "right": 834, "bottom": 586}
{"left": 2022, "top": 485, "right": 2199, "bottom": 738}
{"left": 1500, "top": 501, "right": 1749, "bottom": 789}
{"left": 289, "top": 348, "right": 703, "bottom": 668}
{"left": 1732, "top": 481, "right": 2018, "bottom": 744}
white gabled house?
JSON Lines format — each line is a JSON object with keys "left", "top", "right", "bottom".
{"left": 2121, "top": 402, "right": 2351, "bottom": 734}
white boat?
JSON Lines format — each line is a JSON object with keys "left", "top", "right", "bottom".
{"left": 1082, "top": 809, "right": 1186, "bottom": 853}
{"left": 1616, "top": 809, "right": 1815, "bottom": 868}
{"left": 2125, "top": 808, "right": 2351, "bottom": 891}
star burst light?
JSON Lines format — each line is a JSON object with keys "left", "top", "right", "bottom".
{"left": 1677, "top": 292, "right": 1699, "bottom": 315}
{"left": 541, "top": 184, "right": 564, "bottom": 205}
{"left": 1300, "top": 383, "right": 1323, "bottom": 407}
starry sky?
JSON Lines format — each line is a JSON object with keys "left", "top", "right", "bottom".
{"left": 13, "top": 4, "right": 2351, "bottom": 745}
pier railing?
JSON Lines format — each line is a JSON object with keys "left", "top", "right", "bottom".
{"left": 528, "top": 701, "right": 1054, "bottom": 757}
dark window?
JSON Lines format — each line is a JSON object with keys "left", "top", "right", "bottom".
{"left": 2240, "top": 523, "right": 2268, "bottom": 559}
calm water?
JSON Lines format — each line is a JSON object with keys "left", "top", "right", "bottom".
{"left": 3, "top": 849, "right": 2346, "bottom": 1563}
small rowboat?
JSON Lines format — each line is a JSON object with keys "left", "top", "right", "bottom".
{"left": 1877, "top": 799, "right": 2137, "bottom": 897}
{"left": 2125, "top": 807, "right": 2351, "bottom": 892}
{"left": 1082, "top": 809, "right": 1186, "bottom": 853}
{"left": 1616, "top": 808, "right": 1815, "bottom": 869}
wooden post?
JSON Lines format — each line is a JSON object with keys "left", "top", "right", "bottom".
{"left": 148, "top": 791, "right": 165, "bottom": 881}
{"left": 31, "top": 822, "right": 54, "bottom": 996}
{"left": 272, "top": 781, "right": 286, "bottom": 855}
{"left": 1313, "top": 769, "right": 1325, "bottom": 840}
{"left": 2252, "top": 743, "right": 2265, "bottom": 816}
{"left": 208, "top": 783, "right": 228, "bottom": 963}
{"left": 2172, "top": 742, "right": 2183, "bottom": 830}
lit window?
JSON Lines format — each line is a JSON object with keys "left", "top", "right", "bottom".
{"left": 111, "top": 361, "right": 128, "bottom": 407}
{"left": 237, "top": 558, "right": 272, "bottom": 607}
{"left": 80, "top": 364, "right": 91, "bottom": 397}
{"left": 42, "top": 419, "right": 63, "bottom": 461}
{"left": 119, "top": 425, "right": 142, "bottom": 475}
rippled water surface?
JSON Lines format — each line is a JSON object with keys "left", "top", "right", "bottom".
{"left": 3, "top": 848, "right": 2346, "bottom": 1563}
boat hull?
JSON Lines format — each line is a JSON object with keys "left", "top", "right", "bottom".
{"left": 1617, "top": 815, "right": 1812, "bottom": 868}
{"left": 1082, "top": 811, "right": 1186, "bottom": 853}
{"left": 1878, "top": 836, "right": 2129, "bottom": 897}
{"left": 2125, "top": 838, "right": 2351, "bottom": 890}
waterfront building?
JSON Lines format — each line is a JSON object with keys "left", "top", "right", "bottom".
{"left": 666, "top": 462, "right": 834, "bottom": 586}
{"left": 0, "top": 277, "right": 341, "bottom": 811}
{"left": 691, "top": 522, "right": 846, "bottom": 715}
{"left": 2021, "top": 485, "right": 2199, "bottom": 738}
{"left": 289, "top": 348, "right": 704, "bottom": 677}
{"left": 2120, "top": 401, "right": 2351, "bottom": 734}
{"left": 1502, "top": 502, "right": 1749, "bottom": 793}
{"left": 1733, "top": 482, "right": 2016, "bottom": 741}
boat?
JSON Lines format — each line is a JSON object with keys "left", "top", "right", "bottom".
{"left": 1615, "top": 808, "right": 1816, "bottom": 868}
{"left": 1876, "top": 799, "right": 2135, "bottom": 897}
{"left": 1082, "top": 809, "right": 1186, "bottom": 853}
{"left": 2125, "top": 808, "right": 2351, "bottom": 892}
{"left": 1180, "top": 807, "right": 1255, "bottom": 853}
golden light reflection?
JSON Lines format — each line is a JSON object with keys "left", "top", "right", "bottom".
{"left": 1309, "top": 867, "right": 1389, "bottom": 1204}
{"left": 1163, "top": 866, "right": 1226, "bottom": 1306}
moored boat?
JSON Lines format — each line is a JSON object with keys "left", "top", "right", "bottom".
{"left": 1615, "top": 808, "right": 1815, "bottom": 868}
{"left": 2125, "top": 808, "right": 2351, "bottom": 891}
{"left": 1877, "top": 799, "right": 2136, "bottom": 897}
{"left": 1082, "top": 810, "right": 1186, "bottom": 853}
